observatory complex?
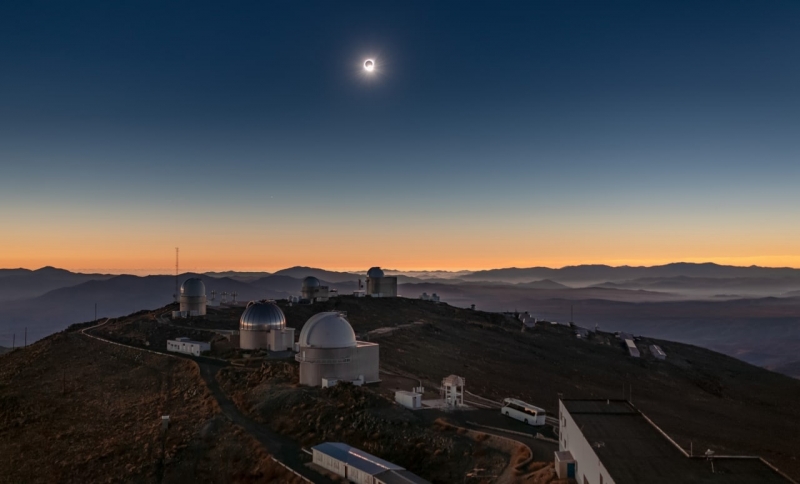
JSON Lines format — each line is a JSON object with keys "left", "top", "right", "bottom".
{"left": 239, "top": 300, "right": 295, "bottom": 351}
{"left": 365, "top": 267, "right": 397, "bottom": 298}
{"left": 301, "top": 276, "right": 330, "bottom": 303}
{"left": 179, "top": 278, "right": 207, "bottom": 316}
{"left": 295, "top": 312, "right": 379, "bottom": 387}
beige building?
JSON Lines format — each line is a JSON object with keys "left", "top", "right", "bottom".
{"left": 295, "top": 312, "right": 379, "bottom": 387}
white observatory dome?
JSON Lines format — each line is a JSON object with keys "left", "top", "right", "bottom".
{"left": 367, "top": 267, "right": 385, "bottom": 278}
{"left": 302, "top": 276, "right": 321, "bottom": 288}
{"left": 299, "top": 312, "right": 357, "bottom": 349}
{"left": 180, "top": 278, "right": 205, "bottom": 297}
{"left": 240, "top": 300, "right": 286, "bottom": 331}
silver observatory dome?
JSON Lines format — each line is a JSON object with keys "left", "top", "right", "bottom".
{"left": 240, "top": 300, "right": 286, "bottom": 331}
{"left": 367, "top": 267, "right": 385, "bottom": 278}
{"left": 180, "top": 278, "right": 206, "bottom": 297}
{"left": 299, "top": 312, "right": 357, "bottom": 349}
{"left": 302, "top": 276, "right": 321, "bottom": 288}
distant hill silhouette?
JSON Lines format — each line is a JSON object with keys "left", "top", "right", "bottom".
{"left": 463, "top": 262, "right": 800, "bottom": 284}
{"left": 272, "top": 266, "right": 363, "bottom": 283}
{"left": 0, "top": 266, "right": 113, "bottom": 302}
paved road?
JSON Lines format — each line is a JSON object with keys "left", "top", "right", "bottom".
{"left": 196, "top": 361, "right": 333, "bottom": 483}
{"left": 81, "top": 320, "right": 331, "bottom": 483}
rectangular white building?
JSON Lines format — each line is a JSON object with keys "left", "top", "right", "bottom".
{"left": 167, "top": 337, "right": 210, "bottom": 357}
{"left": 312, "top": 442, "right": 430, "bottom": 484}
{"left": 395, "top": 390, "right": 422, "bottom": 409}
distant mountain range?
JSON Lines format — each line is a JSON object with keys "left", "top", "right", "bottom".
{"left": 463, "top": 262, "right": 800, "bottom": 284}
{"left": 0, "top": 266, "right": 114, "bottom": 303}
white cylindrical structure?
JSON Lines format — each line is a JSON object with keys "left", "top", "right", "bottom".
{"left": 179, "top": 278, "right": 207, "bottom": 316}
{"left": 296, "top": 312, "right": 379, "bottom": 386}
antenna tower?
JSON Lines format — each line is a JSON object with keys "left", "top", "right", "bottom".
{"left": 174, "top": 247, "right": 179, "bottom": 303}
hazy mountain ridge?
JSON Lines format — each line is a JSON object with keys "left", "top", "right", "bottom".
{"left": 464, "top": 262, "right": 800, "bottom": 284}
{"left": 0, "top": 266, "right": 114, "bottom": 302}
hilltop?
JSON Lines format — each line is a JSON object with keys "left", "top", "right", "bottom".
{"left": 60, "top": 295, "right": 800, "bottom": 482}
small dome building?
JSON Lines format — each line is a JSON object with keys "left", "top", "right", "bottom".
{"left": 365, "top": 266, "right": 397, "bottom": 298}
{"left": 179, "top": 278, "right": 207, "bottom": 316}
{"left": 301, "top": 276, "right": 329, "bottom": 303}
{"left": 239, "top": 300, "right": 295, "bottom": 351}
{"left": 295, "top": 312, "right": 379, "bottom": 387}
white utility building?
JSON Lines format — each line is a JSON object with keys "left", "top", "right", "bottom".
{"left": 239, "top": 300, "right": 295, "bottom": 351}
{"left": 179, "top": 278, "right": 207, "bottom": 316}
{"left": 366, "top": 267, "right": 397, "bottom": 298}
{"left": 167, "top": 337, "right": 210, "bottom": 356}
{"left": 302, "top": 276, "right": 330, "bottom": 302}
{"left": 295, "top": 312, "right": 379, "bottom": 387}
{"left": 395, "top": 390, "right": 423, "bottom": 410}
{"left": 312, "top": 442, "right": 431, "bottom": 484}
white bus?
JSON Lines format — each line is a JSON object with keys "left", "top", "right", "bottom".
{"left": 501, "top": 398, "right": 546, "bottom": 426}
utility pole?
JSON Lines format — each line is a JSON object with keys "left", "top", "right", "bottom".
{"left": 12, "top": 334, "right": 15, "bottom": 349}
{"left": 24, "top": 327, "right": 27, "bottom": 347}
{"left": 94, "top": 303, "right": 97, "bottom": 322}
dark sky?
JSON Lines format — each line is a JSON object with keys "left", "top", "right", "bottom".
{"left": 1, "top": 1, "right": 799, "bottom": 272}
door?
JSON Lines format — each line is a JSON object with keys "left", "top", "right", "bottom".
{"left": 567, "top": 462, "right": 575, "bottom": 478}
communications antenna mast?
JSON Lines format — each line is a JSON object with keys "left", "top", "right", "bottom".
{"left": 173, "top": 247, "right": 179, "bottom": 303}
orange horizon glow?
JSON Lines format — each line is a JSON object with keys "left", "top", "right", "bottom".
{"left": 3, "top": 255, "right": 800, "bottom": 275}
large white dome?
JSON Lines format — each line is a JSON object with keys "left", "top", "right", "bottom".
{"left": 298, "top": 312, "right": 356, "bottom": 349}
{"left": 180, "top": 278, "right": 205, "bottom": 297}
{"left": 240, "top": 300, "right": 286, "bottom": 331}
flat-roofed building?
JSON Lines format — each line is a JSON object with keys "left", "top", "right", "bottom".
{"left": 312, "top": 442, "right": 430, "bottom": 484}
{"left": 167, "top": 337, "right": 210, "bottom": 356}
{"left": 557, "top": 399, "right": 792, "bottom": 484}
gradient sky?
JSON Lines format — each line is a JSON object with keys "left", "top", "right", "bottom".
{"left": 1, "top": 1, "right": 799, "bottom": 274}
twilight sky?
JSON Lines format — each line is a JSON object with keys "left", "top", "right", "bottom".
{"left": 1, "top": 1, "right": 799, "bottom": 274}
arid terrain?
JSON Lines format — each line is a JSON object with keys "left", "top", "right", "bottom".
{"left": 0, "top": 325, "right": 301, "bottom": 483}
{"left": 2, "top": 295, "right": 800, "bottom": 482}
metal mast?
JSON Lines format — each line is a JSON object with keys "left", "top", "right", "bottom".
{"left": 174, "top": 247, "right": 179, "bottom": 303}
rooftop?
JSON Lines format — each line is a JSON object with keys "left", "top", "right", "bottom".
{"left": 375, "top": 469, "right": 432, "bottom": 484}
{"left": 313, "top": 442, "right": 402, "bottom": 476}
{"left": 562, "top": 399, "right": 790, "bottom": 484}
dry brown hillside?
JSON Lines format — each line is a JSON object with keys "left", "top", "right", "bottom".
{"left": 0, "top": 330, "right": 298, "bottom": 483}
